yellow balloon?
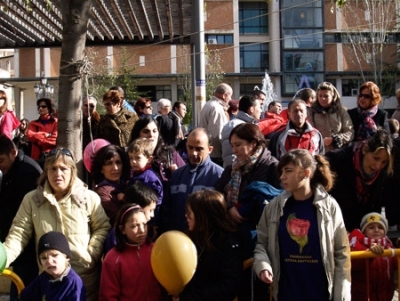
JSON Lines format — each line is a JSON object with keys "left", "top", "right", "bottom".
{"left": 151, "top": 231, "right": 197, "bottom": 295}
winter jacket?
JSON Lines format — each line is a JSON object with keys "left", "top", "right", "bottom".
{"left": 253, "top": 185, "right": 351, "bottom": 301}
{"left": 348, "top": 107, "right": 389, "bottom": 142}
{"left": 27, "top": 116, "right": 58, "bottom": 160}
{"left": 179, "top": 232, "right": 242, "bottom": 301}
{"left": 325, "top": 146, "right": 388, "bottom": 231}
{"left": 19, "top": 265, "right": 86, "bottom": 301}
{"left": 0, "top": 110, "right": 20, "bottom": 139}
{"left": 199, "top": 96, "right": 230, "bottom": 159}
{"left": 216, "top": 148, "right": 281, "bottom": 203}
{"left": 221, "top": 110, "right": 258, "bottom": 167}
{"left": 160, "top": 156, "right": 223, "bottom": 232}
{"left": 269, "top": 120, "right": 325, "bottom": 159}
{"left": 156, "top": 112, "right": 180, "bottom": 146}
{"left": 99, "top": 243, "right": 161, "bottom": 301}
{"left": 391, "top": 105, "right": 400, "bottom": 124}
{"left": 4, "top": 178, "right": 110, "bottom": 301}
{"left": 310, "top": 106, "right": 354, "bottom": 152}
{"left": 96, "top": 108, "right": 138, "bottom": 147}
{"left": 348, "top": 229, "right": 397, "bottom": 301}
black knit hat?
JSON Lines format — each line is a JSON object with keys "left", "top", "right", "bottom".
{"left": 38, "top": 231, "right": 71, "bottom": 259}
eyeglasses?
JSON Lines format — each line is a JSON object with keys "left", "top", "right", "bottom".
{"left": 47, "top": 148, "right": 74, "bottom": 159}
{"left": 359, "top": 93, "right": 372, "bottom": 99}
{"left": 84, "top": 104, "right": 95, "bottom": 108}
{"left": 104, "top": 102, "right": 115, "bottom": 107}
{"left": 38, "top": 105, "right": 48, "bottom": 109}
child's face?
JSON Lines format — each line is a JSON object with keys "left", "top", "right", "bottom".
{"left": 121, "top": 212, "right": 148, "bottom": 244}
{"left": 40, "top": 249, "right": 69, "bottom": 279}
{"left": 364, "top": 222, "right": 385, "bottom": 239}
{"left": 143, "top": 202, "right": 157, "bottom": 221}
{"left": 279, "top": 163, "right": 306, "bottom": 193}
{"left": 129, "top": 152, "right": 151, "bottom": 171}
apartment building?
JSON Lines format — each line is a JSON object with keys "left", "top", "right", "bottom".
{"left": 1, "top": 0, "right": 399, "bottom": 121}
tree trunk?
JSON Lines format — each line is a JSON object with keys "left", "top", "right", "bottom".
{"left": 58, "top": 0, "right": 93, "bottom": 167}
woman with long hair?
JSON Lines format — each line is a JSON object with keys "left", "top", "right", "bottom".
{"left": 172, "top": 190, "right": 242, "bottom": 301}
{"left": 253, "top": 149, "right": 351, "bottom": 301}
{"left": 0, "top": 90, "right": 20, "bottom": 139}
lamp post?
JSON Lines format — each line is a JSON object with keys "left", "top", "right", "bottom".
{"left": 33, "top": 75, "right": 54, "bottom": 100}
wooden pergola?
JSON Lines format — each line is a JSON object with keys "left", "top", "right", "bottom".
{"left": 0, "top": 0, "right": 193, "bottom": 48}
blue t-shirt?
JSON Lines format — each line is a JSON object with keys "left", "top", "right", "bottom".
{"left": 278, "top": 195, "right": 329, "bottom": 301}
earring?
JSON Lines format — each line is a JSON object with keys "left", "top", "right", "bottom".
{"left": 303, "top": 176, "right": 307, "bottom": 179}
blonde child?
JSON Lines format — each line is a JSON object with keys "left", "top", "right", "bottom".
{"left": 349, "top": 212, "right": 397, "bottom": 301}
{"left": 19, "top": 231, "right": 86, "bottom": 301}
{"left": 99, "top": 204, "right": 161, "bottom": 301}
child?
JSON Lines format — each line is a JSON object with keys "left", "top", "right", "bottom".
{"left": 103, "top": 180, "right": 158, "bottom": 254}
{"left": 349, "top": 212, "right": 397, "bottom": 301}
{"left": 99, "top": 204, "right": 161, "bottom": 301}
{"left": 253, "top": 149, "right": 351, "bottom": 301}
{"left": 19, "top": 231, "right": 86, "bottom": 301}
{"left": 127, "top": 138, "right": 163, "bottom": 207}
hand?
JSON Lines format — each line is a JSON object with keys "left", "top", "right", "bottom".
{"left": 323, "top": 137, "right": 333, "bottom": 147}
{"left": 369, "top": 243, "right": 384, "bottom": 255}
{"left": 169, "top": 164, "right": 178, "bottom": 172}
{"left": 260, "top": 270, "right": 273, "bottom": 284}
{"left": 172, "top": 295, "right": 180, "bottom": 301}
{"left": 117, "top": 193, "right": 125, "bottom": 202}
{"left": 228, "top": 206, "right": 245, "bottom": 224}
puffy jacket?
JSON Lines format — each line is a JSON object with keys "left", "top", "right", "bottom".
{"left": 4, "top": 178, "right": 110, "bottom": 301}
{"left": 253, "top": 185, "right": 351, "bottom": 301}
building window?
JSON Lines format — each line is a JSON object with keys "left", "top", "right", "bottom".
{"left": 282, "top": 73, "right": 324, "bottom": 96}
{"left": 205, "top": 34, "right": 233, "bottom": 45}
{"left": 283, "top": 51, "right": 324, "bottom": 72}
{"left": 239, "top": 2, "right": 268, "bottom": 35}
{"left": 156, "top": 85, "right": 171, "bottom": 100}
{"left": 240, "top": 43, "right": 269, "bottom": 72}
{"left": 341, "top": 79, "right": 362, "bottom": 97}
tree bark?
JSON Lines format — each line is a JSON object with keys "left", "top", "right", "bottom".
{"left": 58, "top": 0, "right": 93, "bottom": 167}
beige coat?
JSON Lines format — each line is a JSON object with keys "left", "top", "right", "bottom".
{"left": 310, "top": 106, "right": 354, "bottom": 152}
{"left": 4, "top": 178, "right": 110, "bottom": 301}
{"left": 253, "top": 185, "right": 351, "bottom": 301}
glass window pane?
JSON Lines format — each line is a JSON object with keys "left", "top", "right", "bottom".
{"left": 282, "top": 8, "right": 322, "bottom": 28}
{"left": 283, "top": 30, "right": 323, "bottom": 49}
{"left": 282, "top": 0, "right": 322, "bottom": 8}
{"left": 282, "top": 73, "right": 324, "bottom": 95}
{"left": 240, "top": 43, "right": 269, "bottom": 72}
{"left": 283, "top": 51, "right": 323, "bottom": 72}
{"left": 239, "top": 2, "right": 268, "bottom": 34}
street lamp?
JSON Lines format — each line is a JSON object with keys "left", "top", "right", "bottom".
{"left": 34, "top": 74, "right": 54, "bottom": 100}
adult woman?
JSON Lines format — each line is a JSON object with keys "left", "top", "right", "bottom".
{"left": 13, "top": 118, "right": 31, "bottom": 156}
{"left": 92, "top": 144, "right": 130, "bottom": 226}
{"left": 216, "top": 123, "right": 280, "bottom": 225}
{"left": 3, "top": 148, "right": 110, "bottom": 301}
{"left": 325, "top": 129, "right": 393, "bottom": 231}
{"left": 26, "top": 98, "right": 58, "bottom": 160}
{"left": 172, "top": 190, "right": 242, "bottom": 301}
{"left": 97, "top": 90, "right": 138, "bottom": 148}
{"left": 253, "top": 149, "right": 351, "bottom": 301}
{"left": 310, "top": 82, "right": 354, "bottom": 152}
{"left": 347, "top": 81, "right": 389, "bottom": 143}
{"left": 130, "top": 115, "right": 185, "bottom": 183}
{"left": 134, "top": 97, "right": 153, "bottom": 117}
{"left": 0, "top": 90, "right": 20, "bottom": 139}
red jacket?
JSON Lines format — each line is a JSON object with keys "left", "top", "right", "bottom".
{"left": 100, "top": 243, "right": 162, "bottom": 301}
{"left": 0, "top": 110, "right": 20, "bottom": 139}
{"left": 26, "top": 116, "right": 58, "bottom": 160}
{"left": 349, "top": 229, "right": 397, "bottom": 301}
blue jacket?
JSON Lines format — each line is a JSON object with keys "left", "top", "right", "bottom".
{"left": 159, "top": 156, "right": 223, "bottom": 232}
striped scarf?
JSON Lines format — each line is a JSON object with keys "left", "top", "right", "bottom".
{"left": 227, "top": 146, "right": 263, "bottom": 206}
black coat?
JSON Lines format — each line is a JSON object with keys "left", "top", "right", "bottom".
{"left": 348, "top": 107, "right": 389, "bottom": 141}
{"left": 325, "top": 146, "right": 387, "bottom": 231}
{"left": 179, "top": 232, "right": 242, "bottom": 301}
{"left": 0, "top": 150, "right": 42, "bottom": 265}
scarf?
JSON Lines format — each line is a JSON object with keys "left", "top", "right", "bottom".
{"left": 226, "top": 146, "right": 263, "bottom": 206}
{"left": 356, "top": 105, "right": 378, "bottom": 141}
{"left": 353, "top": 142, "right": 381, "bottom": 204}
{"left": 349, "top": 229, "right": 390, "bottom": 248}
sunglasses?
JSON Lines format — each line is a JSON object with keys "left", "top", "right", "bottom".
{"left": 48, "top": 148, "right": 74, "bottom": 159}
{"left": 358, "top": 93, "right": 372, "bottom": 99}
{"left": 38, "top": 105, "right": 48, "bottom": 109}
{"left": 104, "top": 102, "right": 115, "bottom": 107}
{"left": 84, "top": 104, "right": 95, "bottom": 108}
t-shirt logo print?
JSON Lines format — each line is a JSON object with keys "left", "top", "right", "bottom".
{"left": 287, "top": 213, "right": 310, "bottom": 254}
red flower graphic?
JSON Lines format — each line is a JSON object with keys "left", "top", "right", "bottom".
{"left": 286, "top": 213, "right": 310, "bottom": 253}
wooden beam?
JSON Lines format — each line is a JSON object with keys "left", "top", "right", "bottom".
{"left": 95, "top": 0, "right": 124, "bottom": 40}
{"left": 123, "top": 0, "right": 144, "bottom": 41}
{"left": 110, "top": 0, "right": 134, "bottom": 40}
{"left": 165, "top": 0, "right": 174, "bottom": 42}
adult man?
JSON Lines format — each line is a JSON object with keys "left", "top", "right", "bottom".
{"left": 267, "top": 101, "right": 283, "bottom": 116}
{"left": 0, "top": 135, "right": 42, "bottom": 300}
{"left": 268, "top": 99, "right": 324, "bottom": 159}
{"left": 172, "top": 101, "right": 188, "bottom": 138}
{"left": 82, "top": 95, "right": 100, "bottom": 150}
{"left": 155, "top": 98, "right": 180, "bottom": 146}
{"left": 199, "top": 83, "right": 233, "bottom": 166}
{"left": 159, "top": 128, "right": 223, "bottom": 232}
{"left": 252, "top": 89, "right": 267, "bottom": 118}
{"left": 221, "top": 95, "right": 261, "bottom": 167}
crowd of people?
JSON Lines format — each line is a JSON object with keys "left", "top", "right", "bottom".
{"left": 0, "top": 81, "right": 400, "bottom": 301}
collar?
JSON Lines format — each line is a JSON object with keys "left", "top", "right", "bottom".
{"left": 47, "top": 263, "right": 71, "bottom": 282}
{"left": 188, "top": 156, "right": 211, "bottom": 173}
{"left": 235, "top": 111, "right": 258, "bottom": 124}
